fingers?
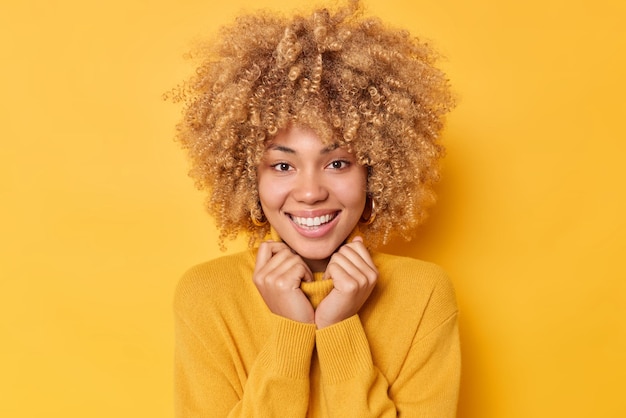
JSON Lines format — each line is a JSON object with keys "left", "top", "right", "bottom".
{"left": 254, "top": 237, "right": 378, "bottom": 327}
{"left": 253, "top": 241, "right": 315, "bottom": 323}
{"left": 255, "top": 241, "right": 313, "bottom": 283}
{"left": 315, "top": 239, "right": 378, "bottom": 328}
{"left": 254, "top": 241, "right": 286, "bottom": 274}
{"left": 324, "top": 238, "right": 377, "bottom": 284}
{"left": 346, "top": 236, "right": 377, "bottom": 271}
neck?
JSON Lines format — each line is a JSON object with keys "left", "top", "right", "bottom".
{"left": 302, "top": 256, "right": 330, "bottom": 274}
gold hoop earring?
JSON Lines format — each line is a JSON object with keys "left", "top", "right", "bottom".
{"left": 251, "top": 210, "right": 267, "bottom": 227}
{"left": 359, "top": 197, "right": 376, "bottom": 226}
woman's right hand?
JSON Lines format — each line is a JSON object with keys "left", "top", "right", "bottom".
{"left": 253, "top": 241, "right": 315, "bottom": 324}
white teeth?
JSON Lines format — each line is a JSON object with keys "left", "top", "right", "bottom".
{"left": 291, "top": 214, "right": 334, "bottom": 227}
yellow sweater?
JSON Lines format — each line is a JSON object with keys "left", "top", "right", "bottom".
{"left": 174, "top": 250, "right": 460, "bottom": 417}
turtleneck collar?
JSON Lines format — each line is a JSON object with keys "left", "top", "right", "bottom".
{"left": 266, "top": 226, "right": 363, "bottom": 308}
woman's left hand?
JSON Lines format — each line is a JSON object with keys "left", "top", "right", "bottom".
{"left": 315, "top": 236, "right": 378, "bottom": 329}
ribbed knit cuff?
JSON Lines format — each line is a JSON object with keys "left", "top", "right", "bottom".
{"left": 257, "top": 314, "right": 316, "bottom": 380}
{"left": 315, "top": 315, "right": 373, "bottom": 384}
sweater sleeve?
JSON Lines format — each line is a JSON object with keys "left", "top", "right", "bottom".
{"left": 175, "top": 307, "right": 317, "bottom": 417}
{"left": 390, "top": 311, "right": 460, "bottom": 416}
{"left": 315, "top": 315, "right": 397, "bottom": 416}
{"left": 315, "top": 280, "right": 460, "bottom": 417}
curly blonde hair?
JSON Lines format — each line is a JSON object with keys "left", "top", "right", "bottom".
{"left": 168, "top": 0, "right": 454, "bottom": 249}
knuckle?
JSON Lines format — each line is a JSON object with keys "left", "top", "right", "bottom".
{"left": 274, "top": 277, "right": 289, "bottom": 290}
{"left": 263, "top": 271, "right": 278, "bottom": 285}
{"left": 356, "top": 272, "right": 369, "bottom": 284}
{"left": 342, "top": 280, "right": 359, "bottom": 293}
{"left": 252, "top": 273, "right": 262, "bottom": 285}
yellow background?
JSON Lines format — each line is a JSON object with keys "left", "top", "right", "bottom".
{"left": 1, "top": 0, "right": 624, "bottom": 416}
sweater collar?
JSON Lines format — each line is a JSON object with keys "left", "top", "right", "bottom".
{"left": 266, "top": 226, "right": 363, "bottom": 308}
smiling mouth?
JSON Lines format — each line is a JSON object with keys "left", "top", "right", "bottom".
{"left": 288, "top": 212, "right": 338, "bottom": 228}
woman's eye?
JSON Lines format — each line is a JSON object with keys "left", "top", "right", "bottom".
{"left": 272, "top": 162, "right": 292, "bottom": 172}
{"left": 328, "top": 160, "right": 350, "bottom": 169}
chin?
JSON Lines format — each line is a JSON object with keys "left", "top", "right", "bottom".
{"left": 291, "top": 244, "right": 334, "bottom": 260}
{"left": 286, "top": 239, "right": 341, "bottom": 261}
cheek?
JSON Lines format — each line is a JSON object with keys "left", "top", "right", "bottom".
{"left": 335, "top": 174, "right": 367, "bottom": 209}
{"left": 257, "top": 175, "right": 285, "bottom": 209}
{"left": 257, "top": 179, "right": 271, "bottom": 207}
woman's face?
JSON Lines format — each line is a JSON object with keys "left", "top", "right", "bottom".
{"left": 257, "top": 126, "right": 367, "bottom": 271}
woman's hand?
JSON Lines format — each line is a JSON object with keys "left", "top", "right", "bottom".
{"left": 253, "top": 241, "right": 315, "bottom": 324}
{"left": 315, "top": 236, "right": 378, "bottom": 329}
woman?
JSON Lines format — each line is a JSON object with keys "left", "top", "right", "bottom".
{"left": 171, "top": 1, "right": 459, "bottom": 416}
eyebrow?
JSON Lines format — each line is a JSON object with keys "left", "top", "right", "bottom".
{"left": 267, "top": 143, "right": 340, "bottom": 154}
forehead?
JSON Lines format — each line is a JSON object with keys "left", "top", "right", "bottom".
{"left": 265, "top": 126, "right": 343, "bottom": 153}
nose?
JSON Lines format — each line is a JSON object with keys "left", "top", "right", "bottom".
{"left": 293, "top": 170, "right": 329, "bottom": 204}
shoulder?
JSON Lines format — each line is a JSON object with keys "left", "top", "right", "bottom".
{"left": 373, "top": 252, "right": 449, "bottom": 278}
{"left": 372, "top": 252, "right": 454, "bottom": 292}
{"left": 173, "top": 250, "right": 257, "bottom": 315}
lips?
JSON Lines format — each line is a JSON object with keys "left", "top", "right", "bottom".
{"left": 288, "top": 212, "right": 338, "bottom": 228}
